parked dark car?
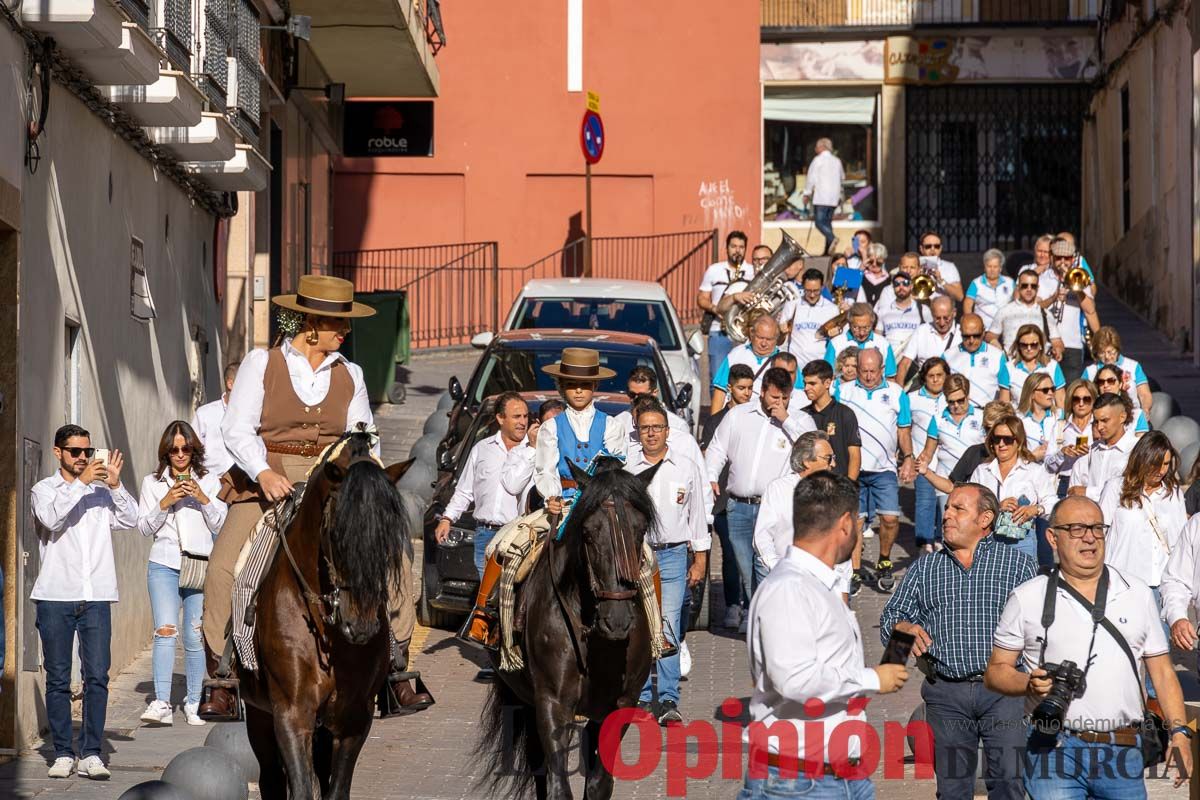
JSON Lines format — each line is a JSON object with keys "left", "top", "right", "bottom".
{"left": 418, "top": 390, "right": 709, "bottom": 632}
{"left": 434, "top": 330, "right": 692, "bottom": 474}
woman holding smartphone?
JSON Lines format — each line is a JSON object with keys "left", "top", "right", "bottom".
{"left": 137, "top": 420, "right": 226, "bottom": 726}
{"left": 1044, "top": 378, "right": 1097, "bottom": 498}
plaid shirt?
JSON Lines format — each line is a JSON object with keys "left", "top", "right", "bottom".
{"left": 880, "top": 536, "right": 1036, "bottom": 679}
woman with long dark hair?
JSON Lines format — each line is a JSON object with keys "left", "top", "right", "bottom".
{"left": 908, "top": 357, "right": 948, "bottom": 552}
{"left": 136, "top": 421, "right": 226, "bottom": 726}
{"left": 1091, "top": 363, "right": 1150, "bottom": 436}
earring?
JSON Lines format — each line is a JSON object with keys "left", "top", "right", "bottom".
{"left": 305, "top": 328, "right": 320, "bottom": 345}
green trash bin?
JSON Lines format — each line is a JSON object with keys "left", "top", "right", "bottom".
{"left": 346, "top": 291, "right": 410, "bottom": 404}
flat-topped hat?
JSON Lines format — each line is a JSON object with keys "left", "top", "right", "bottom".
{"left": 1050, "top": 239, "right": 1077, "bottom": 258}
{"left": 541, "top": 347, "right": 616, "bottom": 381}
{"left": 272, "top": 275, "right": 375, "bottom": 318}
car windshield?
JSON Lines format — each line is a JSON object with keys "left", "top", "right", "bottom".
{"left": 470, "top": 349, "right": 663, "bottom": 406}
{"left": 510, "top": 298, "right": 680, "bottom": 350}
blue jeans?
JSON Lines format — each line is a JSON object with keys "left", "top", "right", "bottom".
{"left": 739, "top": 764, "right": 875, "bottom": 799}
{"left": 1024, "top": 730, "right": 1145, "bottom": 799}
{"left": 712, "top": 512, "right": 745, "bottom": 609}
{"left": 914, "top": 475, "right": 944, "bottom": 546}
{"left": 36, "top": 600, "right": 112, "bottom": 759}
{"left": 474, "top": 525, "right": 498, "bottom": 577}
{"left": 148, "top": 561, "right": 205, "bottom": 705}
{"left": 641, "top": 544, "right": 688, "bottom": 704}
{"left": 726, "top": 499, "right": 761, "bottom": 599}
{"left": 999, "top": 528, "right": 1039, "bottom": 561}
{"left": 707, "top": 331, "right": 734, "bottom": 388}
{"left": 921, "top": 679, "right": 1027, "bottom": 800}
{"left": 813, "top": 205, "right": 836, "bottom": 252}
{"left": 1035, "top": 518, "right": 1055, "bottom": 568}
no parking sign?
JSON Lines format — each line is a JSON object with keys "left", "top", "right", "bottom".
{"left": 580, "top": 110, "right": 604, "bottom": 164}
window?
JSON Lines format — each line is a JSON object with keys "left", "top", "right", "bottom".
{"left": 510, "top": 298, "right": 679, "bottom": 350}
{"left": 130, "top": 237, "right": 157, "bottom": 321}
{"left": 763, "top": 90, "right": 879, "bottom": 223}
{"left": 1120, "top": 84, "right": 1130, "bottom": 234}
{"left": 469, "top": 349, "right": 663, "bottom": 407}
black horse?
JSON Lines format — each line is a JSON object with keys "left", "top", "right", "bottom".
{"left": 478, "top": 456, "right": 662, "bottom": 800}
{"left": 239, "top": 431, "right": 414, "bottom": 800}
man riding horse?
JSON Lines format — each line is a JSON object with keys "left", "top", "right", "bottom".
{"left": 198, "top": 275, "right": 432, "bottom": 719}
{"left": 460, "top": 347, "right": 674, "bottom": 655}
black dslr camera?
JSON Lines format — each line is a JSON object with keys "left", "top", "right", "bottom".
{"left": 1031, "top": 660, "right": 1088, "bottom": 735}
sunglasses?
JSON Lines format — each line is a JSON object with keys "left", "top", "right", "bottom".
{"left": 989, "top": 434, "right": 1017, "bottom": 446}
{"left": 1035, "top": 387, "right": 1054, "bottom": 395}
{"left": 1019, "top": 282, "right": 1038, "bottom": 289}
{"left": 921, "top": 242, "right": 943, "bottom": 250}
{"left": 961, "top": 333, "right": 983, "bottom": 340}
{"left": 946, "top": 396, "right": 968, "bottom": 406}
{"left": 1072, "top": 395, "right": 1094, "bottom": 405}
{"left": 62, "top": 446, "right": 96, "bottom": 458}
{"left": 169, "top": 445, "right": 193, "bottom": 455}
{"left": 1098, "top": 377, "right": 1119, "bottom": 385}
{"left": 893, "top": 278, "right": 911, "bottom": 286}
{"left": 1018, "top": 341, "right": 1041, "bottom": 349}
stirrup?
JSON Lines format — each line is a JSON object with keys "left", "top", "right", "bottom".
{"left": 377, "top": 674, "right": 436, "bottom": 719}
{"left": 456, "top": 609, "right": 499, "bottom": 650}
{"left": 198, "top": 677, "right": 243, "bottom": 721}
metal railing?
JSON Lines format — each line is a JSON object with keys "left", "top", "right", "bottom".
{"left": 329, "top": 230, "right": 717, "bottom": 349}
{"left": 761, "top": 0, "right": 1096, "bottom": 29}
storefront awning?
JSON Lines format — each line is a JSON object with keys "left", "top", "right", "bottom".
{"left": 763, "top": 94, "right": 876, "bottom": 125}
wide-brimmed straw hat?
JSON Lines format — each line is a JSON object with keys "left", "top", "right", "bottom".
{"left": 271, "top": 275, "right": 375, "bottom": 319}
{"left": 541, "top": 348, "right": 616, "bottom": 381}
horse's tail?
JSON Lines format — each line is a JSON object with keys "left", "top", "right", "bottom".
{"left": 475, "top": 676, "right": 542, "bottom": 799}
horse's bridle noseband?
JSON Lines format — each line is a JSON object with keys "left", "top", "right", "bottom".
{"left": 582, "top": 498, "right": 640, "bottom": 602}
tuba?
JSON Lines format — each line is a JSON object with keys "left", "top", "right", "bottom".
{"left": 722, "top": 231, "right": 809, "bottom": 344}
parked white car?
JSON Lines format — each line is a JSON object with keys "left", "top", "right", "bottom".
{"left": 472, "top": 278, "right": 704, "bottom": 426}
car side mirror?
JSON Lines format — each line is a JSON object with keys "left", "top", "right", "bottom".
{"left": 471, "top": 331, "right": 495, "bottom": 349}
{"left": 448, "top": 376, "right": 465, "bottom": 402}
{"left": 674, "top": 382, "right": 693, "bottom": 411}
{"left": 687, "top": 330, "right": 705, "bottom": 355}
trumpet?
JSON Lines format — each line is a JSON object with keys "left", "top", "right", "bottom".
{"left": 1065, "top": 266, "right": 1091, "bottom": 292}
{"left": 912, "top": 271, "right": 937, "bottom": 302}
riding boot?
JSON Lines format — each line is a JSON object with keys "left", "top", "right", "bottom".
{"left": 378, "top": 639, "right": 434, "bottom": 719}
{"left": 198, "top": 643, "right": 240, "bottom": 721}
{"left": 652, "top": 568, "right": 678, "bottom": 659}
{"left": 457, "top": 551, "right": 503, "bottom": 648}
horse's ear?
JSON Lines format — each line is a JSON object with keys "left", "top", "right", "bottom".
{"left": 634, "top": 461, "right": 663, "bottom": 489}
{"left": 386, "top": 459, "right": 414, "bottom": 485}
{"left": 566, "top": 458, "right": 589, "bottom": 490}
{"left": 324, "top": 459, "right": 346, "bottom": 484}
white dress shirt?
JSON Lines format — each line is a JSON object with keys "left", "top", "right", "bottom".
{"left": 1069, "top": 426, "right": 1138, "bottom": 501}
{"left": 704, "top": 403, "right": 814, "bottom": 498}
{"left": 918, "top": 257, "right": 963, "bottom": 300}
{"left": 802, "top": 150, "right": 845, "bottom": 207}
{"left": 1160, "top": 515, "right": 1200, "bottom": 626}
{"left": 970, "top": 458, "right": 1056, "bottom": 521}
{"left": 222, "top": 342, "right": 376, "bottom": 480}
{"left": 442, "top": 432, "right": 532, "bottom": 527}
{"left": 532, "top": 403, "right": 627, "bottom": 500}
{"left": 30, "top": 473, "right": 139, "bottom": 602}
{"left": 745, "top": 546, "right": 880, "bottom": 757}
{"left": 612, "top": 408, "right": 703, "bottom": 467}
{"left": 752, "top": 472, "right": 853, "bottom": 591}
{"left": 1044, "top": 415, "right": 1092, "bottom": 477}
{"left": 137, "top": 471, "right": 228, "bottom": 568}
{"left": 626, "top": 445, "right": 711, "bottom": 550}
{"left": 1099, "top": 479, "right": 1187, "bottom": 588}
{"left": 190, "top": 397, "right": 233, "bottom": 476}
{"left": 987, "top": 299, "right": 1060, "bottom": 350}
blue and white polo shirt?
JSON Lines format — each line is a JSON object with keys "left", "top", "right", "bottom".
{"left": 965, "top": 274, "right": 1016, "bottom": 329}
{"left": 945, "top": 342, "right": 1011, "bottom": 407}
{"left": 1083, "top": 356, "right": 1150, "bottom": 410}
{"left": 1007, "top": 358, "right": 1066, "bottom": 393}
{"left": 908, "top": 387, "right": 946, "bottom": 457}
{"left": 712, "top": 344, "right": 778, "bottom": 393}
{"left": 1021, "top": 408, "right": 1064, "bottom": 453}
{"left": 824, "top": 331, "right": 898, "bottom": 380}
{"left": 926, "top": 404, "right": 986, "bottom": 475}
{"left": 836, "top": 380, "right": 911, "bottom": 473}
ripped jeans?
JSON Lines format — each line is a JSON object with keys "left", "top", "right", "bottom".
{"left": 148, "top": 561, "right": 205, "bottom": 705}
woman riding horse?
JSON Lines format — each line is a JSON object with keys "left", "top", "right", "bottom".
{"left": 199, "top": 275, "right": 431, "bottom": 718}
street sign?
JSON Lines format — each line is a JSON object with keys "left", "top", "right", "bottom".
{"left": 580, "top": 110, "right": 604, "bottom": 164}
{"left": 586, "top": 91, "right": 601, "bottom": 112}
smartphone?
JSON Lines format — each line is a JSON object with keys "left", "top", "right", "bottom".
{"left": 1076, "top": 436, "right": 1087, "bottom": 448}
{"left": 881, "top": 630, "right": 916, "bottom": 665}
{"left": 174, "top": 472, "right": 191, "bottom": 483}
{"left": 93, "top": 448, "right": 110, "bottom": 467}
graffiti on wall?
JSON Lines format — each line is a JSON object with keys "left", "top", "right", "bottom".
{"left": 695, "top": 179, "right": 746, "bottom": 233}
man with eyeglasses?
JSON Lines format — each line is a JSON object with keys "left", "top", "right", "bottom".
{"left": 626, "top": 398, "right": 711, "bottom": 726}
{"left": 750, "top": 244, "right": 773, "bottom": 270}
{"left": 612, "top": 366, "right": 703, "bottom": 465}
{"left": 31, "top": 424, "right": 137, "bottom": 780}
{"left": 986, "top": 271, "right": 1064, "bottom": 356}
{"left": 987, "top": 496, "right": 1192, "bottom": 798}
{"left": 1068, "top": 393, "right": 1138, "bottom": 501}
{"left": 823, "top": 302, "right": 899, "bottom": 383}
{"left": 1047, "top": 235, "right": 1101, "bottom": 384}
{"left": 896, "top": 295, "right": 959, "bottom": 386}
{"left": 945, "top": 314, "right": 1012, "bottom": 408}
{"left": 917, "top": 231, "right": 964, "bottom": 302}
{"left": 778, "top": 267, "right": 839, "bottom": 369}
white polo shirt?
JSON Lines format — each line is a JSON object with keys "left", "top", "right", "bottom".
{"left": 1021, "top": 409, "right": 1063, "bottom": 454}
{"left": 993, "top": 568, "right": 1168, "bottom": 731}
{"left": 778, "top": 292, "right": 838, "bottom": 368}
{"left": 1083, "top": 356, "right": 1150, "bottom": 410}
{"left": 944, "top": 342, "right": 1011, "bottom": 407}
{"left": 965, "top": 274, "right": 1015, "bottom": 329}
{"left": 908, "top": 388, "right": 945, "bottom": 457}
{"left": 836, "top": 379, "right": 912, "bottom": 473}
{"left": 1100, "top": 479, "right": 1187, "bottom": 588}
{"left": 926, "top": 405, "right": 986, "bottom": 475}
{"left": 711, "top": 343, "right": 778, "bottom": 393}
{"left": 1069, "top": 426, "right": 1138, "bottom": 501}
{"left": 704, "top": 402, "right": 815, "bottom": 498}
{"left": 626, "top": 445, "right": 712, "bottom": 550}
{"left": 753, "top": 471, "right": 853, "bottom": 590}
{"left": 874, "top": 298, "right": 925, "bottom": 354}
{"left": 1050, "top": 286, "right": 1096, "bottom": 351}
{"left": 699, "top": 261, "right": 754, "bottom": 333}
{"left": 900, "top": 323, "right": 959, "bottom": 370}
{"left": 824, "top": 331, "right": 898, "bottom": 380}
{"left": 988, "top": 300, "right": 1060, "bottom": 351}
{"left": 1009, "top": 358, "right": 1066, "bottom": 392}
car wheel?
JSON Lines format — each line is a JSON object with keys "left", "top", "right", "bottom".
{"left": 418, "top": 564, "right": 457, "bottom": 630}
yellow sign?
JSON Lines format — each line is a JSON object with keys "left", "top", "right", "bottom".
{"left": 586, "top": 91, "right": 601, "bottom": 112}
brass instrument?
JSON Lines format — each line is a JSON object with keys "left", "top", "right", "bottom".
{"left": 1066, "top": 266, "right": 1091, "bottom": 292}
{"left": 912, "top": 270, "right": 937, "bottom": 302}
{"left": 722, "top": 231, "right": 810, "bottom": 344}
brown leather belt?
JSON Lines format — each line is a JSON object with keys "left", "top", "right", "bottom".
{"left": 1068, "top": 726, "right": 1140, "bottom": 747}
{"left": 754, "top": 750, "right": 860, "bottom": 776}
{"left": 560, "top": 479, "right": 578, "bottom": 490}
{"left": 266, "top": 441, "right": 323, "bottom": 458}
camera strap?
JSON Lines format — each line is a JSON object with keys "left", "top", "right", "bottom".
{"left": 1038, "top": 567, "right": 1108, "bottom": 674}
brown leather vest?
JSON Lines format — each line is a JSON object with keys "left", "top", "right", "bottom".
{"left": 219, "top": 347, "right": 354, "bottom": 503}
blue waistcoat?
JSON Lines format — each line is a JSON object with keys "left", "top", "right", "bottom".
{"left": 554, "top": 409, "right": 609, "bottom": 485}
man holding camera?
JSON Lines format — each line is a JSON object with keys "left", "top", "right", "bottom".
{"left": 881, "top": 483, "right": 1035, "bottom": 799}
{"left": 985, "top": 496, "right": 1192, "bottom": 797}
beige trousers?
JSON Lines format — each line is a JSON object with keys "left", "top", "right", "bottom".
{"left": 200, "top": 454, "right": 415, "bottom": 656}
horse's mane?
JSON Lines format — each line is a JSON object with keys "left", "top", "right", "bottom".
{"left": 556, "top": 459, "right": 659, "bottom": 584}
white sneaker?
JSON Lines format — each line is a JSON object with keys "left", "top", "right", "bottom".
{"left": 679, "top": 642, "right": 692, "bottom": 679}
{"left": 861, "top": 525, "right": 875, "bottom": 539}
{"left": 47, "top": 756, "right": 75, "bottom": 778}
{"left": 183, "top": 701, "right": 205, "bottom": 726}
{"left": 140, "top": 699, "right": 173, "bottom": 726}
{"left": 722, "top": 605, "right": 742, "bottom": 629}
{"left": 738, "top": 614, "right": 748, "bottom": 635}
{"left": 77, "top": 755, "right": 110, "bottom": 780}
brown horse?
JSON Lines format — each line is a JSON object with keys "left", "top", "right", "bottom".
{"left": 477, "top": 457, "right": 660, "bottom": 800}
{"left": 238, "top": 430, "right": 413, "bottom": 800}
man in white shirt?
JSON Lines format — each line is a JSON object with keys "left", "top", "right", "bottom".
{"left": 697, "top": 231, "right": 751, "bottom": 382}
{"left": 31, "top": 425, "right": 138, "bottom": 780}
{"left": 611, "top": 366, "right": 702, "bottom": 465}
{"left": 896, "top": 296, "right": 959, "bottom": 386}
{"left": 1047, "top": 236, "right": 1101, "bottom": 383}
{"left": 706, "top": 368, "right": 815, "bottom": 605}
{"left": 777, "top": 267, "right": 838, "bottom": 369}
{"left": 986, "top": 496, "right": 1192, "bottom": 797}
{"left": 800, "top": 138, "right": 844, "bottom": 255}
{"left": 823, "top": 303, "right": 899, "bottom": 383}
{"left": 985, "top": 270, "right": 1063, "bottom": 354}
{"left": 741, "top": 472, "right": 908, "bottom": 798}
{"left": 916, "top": 231, "right": 964, "bottom": 302}
{"left": 1161, "top": 515, "right": 1200, "bottom": 654}
{"left": 626, "top": 399, "right": 710, "bottom": 726}
{"left": 873, "top": 270, "right": 925, "bottom": 356}
{"left": 1068, "top": 393, "right": 1137, "bottom": 500}
{"left": 711, "top": 314, "right": 781, "bottom": 412}
{"left": 945, "top": 314, "right": 1012, "bottom": 408}
{"left": 190, "top": 360, "right": 239, "bottom": 476}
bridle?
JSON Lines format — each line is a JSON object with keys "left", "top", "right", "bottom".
{"left": 582, "top": 498, "right": 641, "bottom": 602}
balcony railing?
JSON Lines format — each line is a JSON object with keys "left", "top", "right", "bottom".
{"left": 762, "top": 0, "right": 1097, "bottom": 30}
